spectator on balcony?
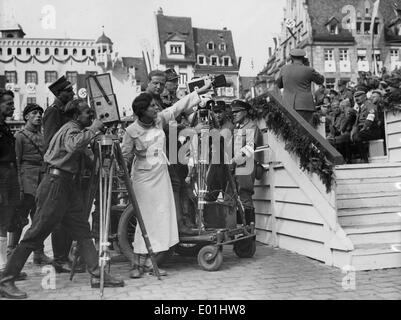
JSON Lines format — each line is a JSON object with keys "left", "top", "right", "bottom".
{"left": 351, "top": 91, "right": 382, "bottom": 145}
{"left": 370, "top": 90, "right": 386, "bottom": 139}
{"left": 338, "top": 80, "right": 355, "bottom": 106}
{"left": 276, "top": 48, "right": 325, "bottom": 124}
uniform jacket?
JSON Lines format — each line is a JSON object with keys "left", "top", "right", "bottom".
{"left": 0, "top": 122, "right": 16, "bottom": 163}
{"left": 355, "top": 100, "right": 379, "bottom": 132}
{"left": 14, "top": 125, "right": 45, "bottom": 196}
{"left": 43, "top": 99, "right": 71, "bottom": 151}
{"left": 276, "top": 61, "right": 325, "bottom": 111}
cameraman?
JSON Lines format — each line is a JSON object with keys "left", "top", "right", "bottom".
{"left": 0, "top": 99, "right": 124, "bottom": 299}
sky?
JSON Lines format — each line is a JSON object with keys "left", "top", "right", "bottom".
{"left": 1, "top": 0, "right": 285, "bottom": 76}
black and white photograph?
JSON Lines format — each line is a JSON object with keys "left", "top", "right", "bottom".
{"left": 0, "top": 0, "right": 401, "bottom": 305}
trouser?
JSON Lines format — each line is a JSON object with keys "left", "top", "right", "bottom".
{"left": 206, "top": 164, "right": 228, "bottom": 201}
{"left": 0, "top": 166, "right": 19, "bottom": 236}
{"left": 7, "top": 194, "right": 45, "bottom": 254}
{"left": 297, "top": 110, "right": 314, "bottom": 125}
{"left": 328, "top": 132, "right": 352, "bottom": 163}
{"left": 0, "top": 173, "right": 99, "bottom": 283}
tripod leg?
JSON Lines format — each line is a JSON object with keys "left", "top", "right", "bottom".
{"left": 114, "top": 142, "right": 161, "bottom": 280}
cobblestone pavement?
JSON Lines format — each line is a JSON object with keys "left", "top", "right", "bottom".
{"left": 1, "top": 242, "right": 401, "bottom": 300}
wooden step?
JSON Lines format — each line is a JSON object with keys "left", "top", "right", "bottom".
{"left": 339, "top": 211, "right": 401, "bottom": 227}
{"left": 350, "top": 243, "right": 401, "bottom": 270}
{"left": 337, "top": 191, "right": 401, "bottom": 200}
{"left": 337, "top": 194, "right": 401, "bottom": 210}
{"left": 338, "top": 206, "right": 401, "bottom": 217}
{"left": 344, "top": 223, "right": 401, "bottom": 246}
{"left": 337, "top": 182, "right": 401, "bottom": 195}
{"left": 335, "top": 163, "right": 401, "bottom": 181}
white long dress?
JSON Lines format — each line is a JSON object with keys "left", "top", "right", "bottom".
{"left": 122, "top": 92, "right": 200, "bottom": 254}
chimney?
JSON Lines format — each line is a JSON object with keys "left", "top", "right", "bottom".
{"left": 268, "top": 47, "right": 272, "bottom": 57}
{"left": 157, "top": 7, "right": 163, "bottom": 15}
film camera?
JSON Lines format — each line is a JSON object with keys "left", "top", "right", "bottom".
{"left": 187, "top": 74, "right": 227, "bottom": 94}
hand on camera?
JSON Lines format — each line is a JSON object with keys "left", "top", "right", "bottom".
{"left": 196, "top": 76, "right": 213, "bottom": 95}
{"left": 89, "top": 119, "right": 105, "bottom": 134}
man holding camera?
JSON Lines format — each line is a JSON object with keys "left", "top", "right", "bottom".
{"left": 0, "top": 99, "right": 124, "bottom": 299}
{"left": 276, "top": 48, "right": 325, "bottom": 124}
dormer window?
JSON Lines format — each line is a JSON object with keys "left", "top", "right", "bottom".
{"left": 207, "top": 42, "right": 215, "bottom": 50}
{"left": 170, "top": 44, "right": 182, "bottom": 55}
{"left": 326, "top": 18, "right": 339, "bottom": 35}
{"left": 222, "top": 56, "right": 231, "bottom": 66}
{"left": 219, "top": 43, "right": 226, "bottom": 51}
{"left": 198, "top": 55, "right": 206, "bottom": 65}
{"left": 210, "top": 55, "right": 219, "bottom": 66}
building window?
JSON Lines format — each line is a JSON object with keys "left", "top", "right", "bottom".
{"left": 91, "top": 49, "right": 96, "bottom": 56}
{"left": 197, "top": 55, "right": 206, "bottom": 65}
{"left": 5, "top": 71, "right": 17, "bottom": 84}
{"left": 45, "top": 71, "right": 58, "bottom": 84}
{"left": 210, "top": 55, "right": 219, "bottom": 66}
{"left": 357, "top": 49, "right": 367, "bottom": 62}
{"left": 66, "top": 71, "right": 78, "bottom": 85}
{"left": 327, "top": 22, "right": 339, "bottom": 35}
{"left": 207, "top": 42, "right": 215, "bottom": 50}
{"left": 73, "top": 49, "right": 78, "bottom": 56}
{"left": 26, "top": 48, "right": 31, "bottom": 55}
{"left": 219, "top": 43, "right": 226, "bottom": 51}
{"left": 356, "top": 21, "right": 362, "bottom": 34}
{"left": 54, "top": 48, "right": 58, "bottom": 55}
{"left": 45, "top": 48, "right": 50, "bottom": 55}
{"left": 27, "top": 97, "right": 36, "bottom": 104}
{"left": 0, "top": 48, "right": 2, "bottom": 55}
{"left": 7, "top": 48, "right": 12, "bottom": 55}
{"left": 339, "top": 49, "right": 349, "bottom": 61}
{"left": 25, "top": 71, "right": 38, "bottom": 84}
{"left": 373, "top": 22, "right": 380, "bottom": 35}
{"left": 222, "top": 56, "right": 231, "bottom": 66}
{"left": 324, "top": 49, "right": 334, "bottom": 61}
{"left": 179, "top": 73, "right": 188, "bottom": 86}
{"left": 82, "top": 49, "right": 87, "bottom": 56}
{"left": 391, "top": 49, "right": 400, "bottom": 60}
{"left": 170, "top": 45, "right": 182, "bottom": 54}
{"left": 64, "top": 49, "right": 68, "bottom": 55}
{"left": 16, "top": 48, "right": 21, "bottom": 55}
{"left": 364, "top": 22, "right": 371, "bottom": 34}
{"left": 325, "top": 78, "right": 336, "bottom": 90}
{"left": 35, "top": 48, "right": 41, "bottom": 55}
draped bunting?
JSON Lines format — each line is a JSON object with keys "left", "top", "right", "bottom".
{"left": 0, "top": 55, "right": 95, "bottom": 64}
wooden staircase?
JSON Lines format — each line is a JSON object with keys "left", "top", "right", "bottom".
{"left": 334, "top": 163, "right": 401, "bottom": 270}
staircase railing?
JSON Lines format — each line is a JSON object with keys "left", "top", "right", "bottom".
{"left": 250, "top": 89, "right": 344, "bottom": 192}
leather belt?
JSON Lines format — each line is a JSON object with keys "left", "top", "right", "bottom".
{"left": 22, "top": 160, "right": 43, "bottom": 166}
{"left": 48, "top": 168, "right": 74, "bottom": 180}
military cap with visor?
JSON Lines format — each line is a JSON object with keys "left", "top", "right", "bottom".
{"left": 48, "top": 75, "right": 73, "bottom": 96}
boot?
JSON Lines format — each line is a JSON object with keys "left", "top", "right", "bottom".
{"left": 33, "top": 248, "right": 53, "bottom": 266}
{"left": 129, "top": 254, "right": 144, "bottom": 279}
{"left": 7, "top": 231, "right": 22, "bottom": 258}
{"left": 0, "top": 271, "right": 28, "bottom": 282}
{"left": 90, "top": 272, "right": 125, "bottom": 288}
{"left": 0, "top": 281, "right": 28, "bottom": 299}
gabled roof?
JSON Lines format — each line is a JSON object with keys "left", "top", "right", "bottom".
{"left": 156, "top": 13, "right": 196, "bottom": 63}
{"left": 193, "top": 27, "right": 239, "bottom": 71}
{"left": 325, "top": 17, "right": 339, "bottom": 26}
{"left": 165, "top": 33, "right": 186, "bottom": 42}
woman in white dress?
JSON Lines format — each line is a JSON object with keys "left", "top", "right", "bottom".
{"left": 122, "top": 79, "right": 212, "bottom": 278}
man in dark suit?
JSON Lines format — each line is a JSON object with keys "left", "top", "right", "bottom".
{"left": 276, "top": 48, "right": 325, "bottom": 124}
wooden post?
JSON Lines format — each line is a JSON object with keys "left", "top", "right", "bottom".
{"left": 269, "top": 163, "right": 278, "bottom": 248}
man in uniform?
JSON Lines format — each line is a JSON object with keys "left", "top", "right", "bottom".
{"left": 161, "top": 68, "right": 180, "bottom": 108}
{"left": 7, "top": 104, "right": 52, "bottom": 265}
{"left": 145, "top": 70, "right": 167, "bottom": 112}
{"left": 0, "top": 99, "right": 124, "bottom": 299}
{"left": 44, "top": 76, "right": 78, "bottom": 273}
{"left": 276, "top": 48, "right": 325, "bottom": 124}
{"left": 0, "top": 90, "right": 27, "bottom": 280}
{"left": 338, "top": 80, "right": 354, "bottom": 106}
{"left": 351, "top": 91, "right": 381, "bottom": 142}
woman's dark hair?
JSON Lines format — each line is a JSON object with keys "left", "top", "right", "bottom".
{"left": 0, "top": 89, "right": 14, "bottom": 103}
{"left": 132, "top": 93, "right": 153, "bottom": 118}
{"left": 64, "top": 99, "right": 89, "bottom": 118}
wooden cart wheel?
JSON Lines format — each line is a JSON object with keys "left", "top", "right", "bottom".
{"left": 233, "top": 238, "right": 256, "bottom": 258}
{"left": 197, "top": 245, "right": 223, "bottom": 272}
{"left": 117, "top": 204, "right": 174, "bottom": 266}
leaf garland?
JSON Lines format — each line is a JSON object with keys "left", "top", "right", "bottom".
{"left": 0, "top": 55, "right": 95, "bottom": 64}
{"left": 253, "top": 95, "right": 335, "bottom": 193}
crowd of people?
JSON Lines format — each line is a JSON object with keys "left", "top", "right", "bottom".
{"left": 0, "top": 68, "right": 264, "bottom": 299}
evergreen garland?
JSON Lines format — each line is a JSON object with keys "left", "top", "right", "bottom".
{"left": 253, "top": 95, "right": 336, "bottom": 193}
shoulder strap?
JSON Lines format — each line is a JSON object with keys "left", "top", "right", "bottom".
{"left": 20, "top": 130, "right": 44, "bottom": 159}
